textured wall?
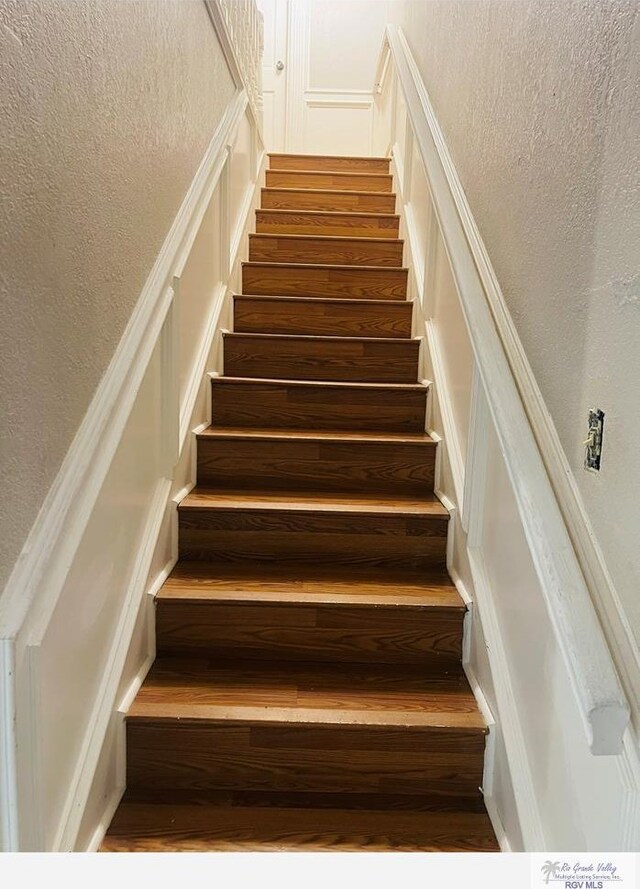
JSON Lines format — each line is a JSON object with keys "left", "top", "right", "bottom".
{"left": 391, "top": 0, "right": 640, "bottom": 651}
{"left": 0, "top": 0, "right": 235, "bottom": 592}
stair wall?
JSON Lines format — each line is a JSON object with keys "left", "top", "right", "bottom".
{"left": 0, "top": 37, "right": 265, "bottom": 852}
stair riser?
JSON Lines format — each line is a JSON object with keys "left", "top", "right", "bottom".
{"left": 197, "top": 438, "right": 436, "bottom": 494}
{"left": 178, "top": 509, "right": 448, "bottom": 569}
{"left": 261, "top": 188, "right": 396, "bottom": 213}
{"left": 223, "top": 335, "right": 419, "bottom": 383}
{"left": 127, "top": 722, "right": 485, "bottom": 798}
{"left": 256, "top": 210, "right": 400, "bottom": 239}
{"left": 233, "top": 296, "right": 413, "bottom": 339}
{"left": 156, "top": 602, "right": 463, "bottom": 668}
{"left": 266, "top": 170, "right": 393, "bottom": 193}
{"left": 268, "top": 155, "right": 390, "bottom": 173}
{"left": 211, "top": 381, "right": 427, "bottom": 433}
{"left": 242, "top": 264, "right": 408, "bottom": 300}
{"left": 248, "top": 235, "right": 404, "bottom": 267}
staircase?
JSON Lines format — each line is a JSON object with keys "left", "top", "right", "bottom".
{"left": 102, "top": 153, "right": 498, "bottom": 852}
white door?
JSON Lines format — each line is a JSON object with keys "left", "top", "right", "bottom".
{"left": 259, "top": 0, "right": 288, "bottom": 152}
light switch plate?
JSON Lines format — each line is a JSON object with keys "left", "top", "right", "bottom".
{"left": 584, "top": 408, "right": 605, "bottom": 472}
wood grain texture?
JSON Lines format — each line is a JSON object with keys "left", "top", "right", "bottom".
{"left": 125, "top": 660, "right": 484, "bottom": 797}
{"left": 256, "top": 209, "right": 400, "bottom": 238}
{"left": 158, "top": 562, "right": 462, "bottom": 608}
{"left": 156, "top": 599, "right": 464, "bottom": 668}
{"left": 266, "top": 170, "right": 393, "bottom": 192}
{"left": 233, "top": 295, "right": 414, "bottom": 339}
{"left": 210, "top": 377, "right": 429, "bottom": 432}
{"left": 261, "top": 187, "right": 396, "bottom": 213}
{"left": 177, "top": 488, "right": 448, "bottom": 568}
{"left": 242, "top": 262, "right": 408, "bottom": 300}
{"left": 268, "top": 153, "right": 391, "bottom": 173}
{"left": 102, "top": 797, "right": 499, "bottom": 852}
{"left": 104, "top": 152, "right": 497, "bottom": 853}
{"left": 195, "top": 426, "right": 436, "bottom": 493}
{"left": 223, "top": 332, "right": 420, "bottom": 383}
{"left": 248, "top": 233, "right": 404, "bottom": 267}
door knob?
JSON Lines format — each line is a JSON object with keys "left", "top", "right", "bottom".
{"left": 275, "top": 60, "right": 285, "bottom": 71}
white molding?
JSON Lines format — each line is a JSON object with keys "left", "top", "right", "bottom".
{"left": 178, "top": 282, "right": 227, "bottom": 451}
{"left": 203, "top": 0, "right": 264, "bottom": 142}
{"left": 425, "top": 320, "right": 465, "bottom": 510}
{"left": 462, "top": 366, "right": 490, "bottom": 545}
{"left": 52, "top": 477, "right": 171, "bottom": 851}
{"left": 284, "top": 0, "right": 309, "bottom": 153}
{"left": 385, "top": 23, "right": 629, "bottom": 755}
{"left": 305, "top": 97, "right": 373, "bottom": 110}
{"left": 0, "top": 86, "right": 260, "bottom": 851}
{"left": 0, "top": 88, "right": 247, "bottom": 643}
{"left": 373, "top": 38, "right": 391, "bottom": 95}
{"left": 0, "top": 641, "right": 17, "bottom": 852}
{"left": 466, "top": 551, "right": 547, "bottom": 850}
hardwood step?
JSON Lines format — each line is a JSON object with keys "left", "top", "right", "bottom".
{"left": 177, "top": 487, "right": 448, "bottom": 568}
{"left": 157, "top": 563, "right": 463, "bottom": 667}
{"left": 256, "top": 208, "right": 400, "bottom": 239}
{"left": 125, "top": 659, "right": 485, "bottom": 799}
{"left": 233, "top": 295, "right": 413, "bottom": 339}
{"left": 242, "top": 262, "right": 408, "bottom": 300}
{"left": 222, "top": 332, "right": 420, "bottom": 383}
{"left": 268, "top": 153, "right": 390, "bottom": 173}
{"left": 102, "top": 795, "right": 498, "bottom": 851}
{"left": 266, "top": 169, "right": 393, "bottom": 193}
{"left": 248, "top": 233, "right": 404, "bottom": 267}
{"left": 261, "top": 187, "right": 396, "bottom": 214}
{"left": 210, "top": 377, "right": 428, "bottom": 433}
{"left": 158, "top": 562, "right": 460, "bottom": 607}
{"left": 196, "top": 426, "right": 436, "bottom": 493}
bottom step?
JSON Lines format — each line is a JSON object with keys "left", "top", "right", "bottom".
{"left": 102, "top": 794, "right": 499, "bottom": 852}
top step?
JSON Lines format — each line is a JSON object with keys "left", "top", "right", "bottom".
{"left": 269, "top": 153, "right": 390, "bottom": 174}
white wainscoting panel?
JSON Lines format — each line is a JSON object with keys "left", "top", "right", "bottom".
{"left": 0, "top": 78, "right": 264, "bottom": 851}
{"left": 376, "top": 23, "right": 638, "bottom": 852}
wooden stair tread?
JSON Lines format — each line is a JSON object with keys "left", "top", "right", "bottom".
{"left": 102, "top": 796, "right": 498, "bottom": 852}
{"left": 257, "top": 208, "right": 399, "bottom": 220}
{"left": 243, "top": 260, "right": 408, "bottom": 273}
{"left": 223, "top": 330, "right": 418, "bottom": 346}
{"left": 262, "top": 186, "right": 394, "bottom": 197}
{"left": 197, "top": 425, "right": 435, "bottom": 444}
{"left": 248, "top": 232, "right": 403, "bottom": 245}
{"left": 268, "top": 152, "right": 390, "bottom": 162}
{"left": 268, "top": 169, "right": 391, "bottom": 179}
{"left": 234, "top": 294, "right": 409, "bottom": 306}
{"left": 179, "top": 487, "right": 448, "bottom": 517}
{"left": 128, "top": 658, "right": 484, "bottom": 729}
{"left": 158, "top": 561, "right": 461, "bottom": 609}
{"left": 213, "top": 376, "right": 426, "bottom": 391}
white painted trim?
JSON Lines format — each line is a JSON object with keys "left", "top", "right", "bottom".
{"left": 373, "top": 39, "right": 391, "bottom": 95}
{"left": 305, "top": 97, "right": 373, "bottom": 110}
{"left": 0, "top": 84, "right": 262, "bottom": 851}
{"left": 203, "top": 0, "right": 264, "bottom": 141}
{"left": 0, "top": 641, "right": 17, "bottom": 852}
{"left": 466, "top": 551, "right": 547, "bottom": 850}
{"left": 53, "top": 477, "right": 171, "bottom": 851}
{"left": 304, "top": 88, "right": 373, "bottom": 97}
{"left": 384, "top": 23, "right": 629, "bottom": 755}
{"left": 178, "top": 282, "right": 226, "bottom": 451}
{"left": 425, "top": 320, "right": 465, "bottom": 510}
{"left": 284, "top": 0, "right": 309, "bottom": 153}
{"left": 0, "top": 88, "right": 247, "bottom": 642}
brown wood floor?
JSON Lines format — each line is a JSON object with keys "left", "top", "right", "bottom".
{"left": 102, "top": 151, "right": 498, "bottom": 853}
